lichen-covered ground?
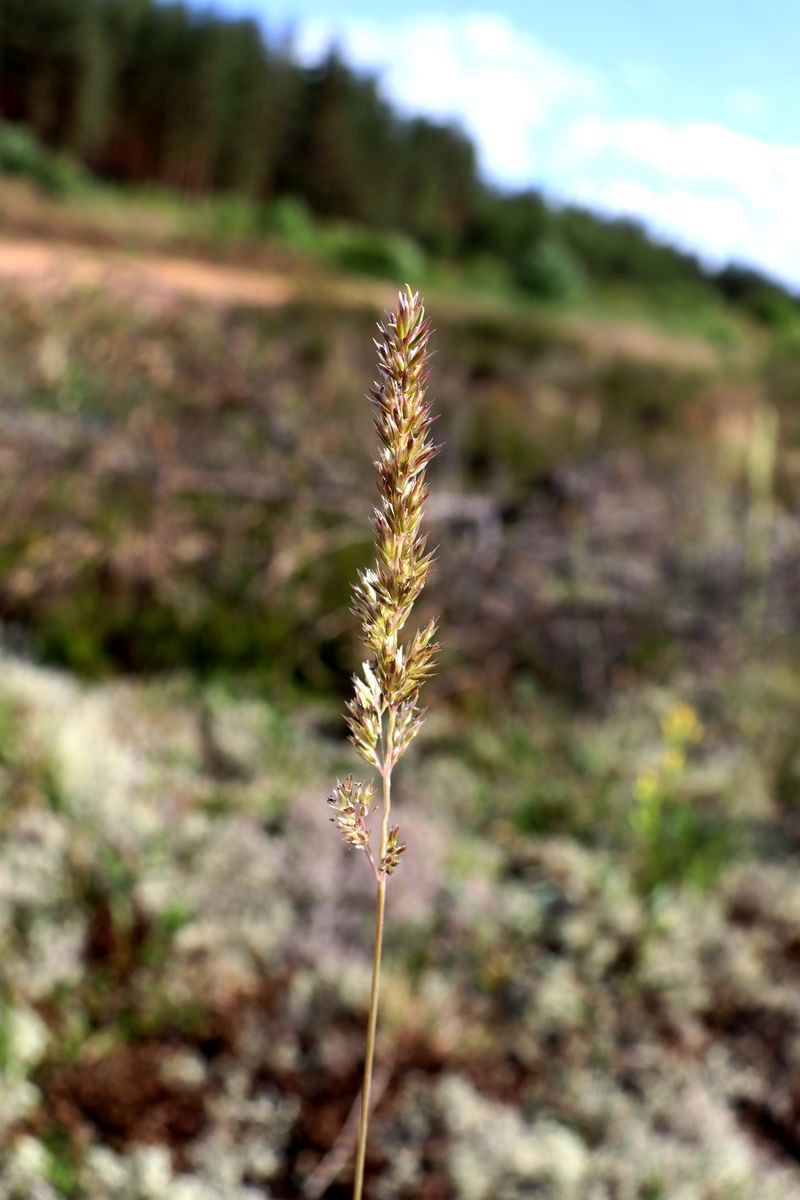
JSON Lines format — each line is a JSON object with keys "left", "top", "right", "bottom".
{"left": 3, "top": 646, "right": 800, "bottom": 1199}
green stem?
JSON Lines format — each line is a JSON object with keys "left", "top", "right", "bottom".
{"left": 352, "top": 709, "right": 395, "bottom": 1200}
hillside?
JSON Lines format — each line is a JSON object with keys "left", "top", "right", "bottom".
{"left": 2, "top": 0, "right": 799, "bottom": 330}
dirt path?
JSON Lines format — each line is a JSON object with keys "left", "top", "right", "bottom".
{"left": 0, "top": 235, "right": 722, "bottom": 369}
{"left": 0, "top": 237, "right": 303, "bottom": 307}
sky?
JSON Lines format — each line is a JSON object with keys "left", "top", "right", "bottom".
{"left": 202, "top": 1, "right": 800, "bottom": 288}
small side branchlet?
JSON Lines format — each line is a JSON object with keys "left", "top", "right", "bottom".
{"left": 380, "top": 825, "right": 406, "bottom": 875}
{"left": 327, "top": 774, "right": 375, "bottom": 849}
{"left": 326, "top": 286, "right": 438, "bottom": 1200}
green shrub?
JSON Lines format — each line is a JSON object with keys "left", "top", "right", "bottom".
{"left": 325, "top": 224, "right": 426, "bottom": 280}
{"left": 517, "top": 237, "right": 587, "bottom": 304}
{"left": 203, "top": 195, "right": 262, "bottom": 242}
{"left": 264, "top": 196, "right": 316, "bottom": 247}
{"left": 0, "top": 122, "right": 86, "bottom": 196}
{"left": 463, "top": 254, "right": 515, "bottom": 295}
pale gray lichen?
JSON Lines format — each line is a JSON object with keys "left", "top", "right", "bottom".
{"left": 438, "top": 1074, "right": 588, "bottom": 1200}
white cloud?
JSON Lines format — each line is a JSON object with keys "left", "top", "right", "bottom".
{"left": 294, "top": 12, "right": 800, "bottom": 286}
{"left": 295, "top": 13, "right": 599, "bottom": 184}
{"left": 567, "top": 118, "right": 800, "bottom": 211}
{"left": 565, "top": 117, "right": 800, "bottom": 284}
{"left": 570, "top": 178, "right": 750, "bottom": 259}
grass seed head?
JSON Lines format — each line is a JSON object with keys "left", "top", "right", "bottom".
{"left": 328, "top": 286, "right": 439, "bottom": 873}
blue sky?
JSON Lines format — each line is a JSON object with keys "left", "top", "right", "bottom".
{"left": 202, "top": 1, "right": 800, "bottom": 286}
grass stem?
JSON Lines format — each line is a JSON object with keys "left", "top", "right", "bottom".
{"left": 353, "top": 706, "right": 394, "bottom": 1200}
{"left": 352, "top": 873, "right": 386, "bottom": 1200}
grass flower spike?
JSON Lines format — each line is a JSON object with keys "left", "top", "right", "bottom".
{"left": 328, "top": 286, "right": 438, "bottom": 1200}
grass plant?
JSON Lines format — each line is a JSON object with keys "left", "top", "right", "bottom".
{"left": 327, "top": 286, "right": 439, "bottom": 1199}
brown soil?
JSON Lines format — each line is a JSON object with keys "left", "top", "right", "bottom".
{"left": 44, "top": 1042, "right": 206, "bottom": 1153}
{"left": 0, "top": 238, "right": 297, "bottom": 308}
{"left": 0, "top": 235, "right": 720, "bottom": 369}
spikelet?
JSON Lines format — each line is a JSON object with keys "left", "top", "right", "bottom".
{"left": 327, "top": 775, "right": 375, "bottom": 849}
{"left": 380, "top": 826, "right": 407, "bottom": 875}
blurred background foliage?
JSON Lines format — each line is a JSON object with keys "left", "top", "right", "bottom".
{"left": 0, "top": 0, "right": 798, "bottom": 323}
{"left": 3, "top": 2, "right": 800, "bottom": 1198}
